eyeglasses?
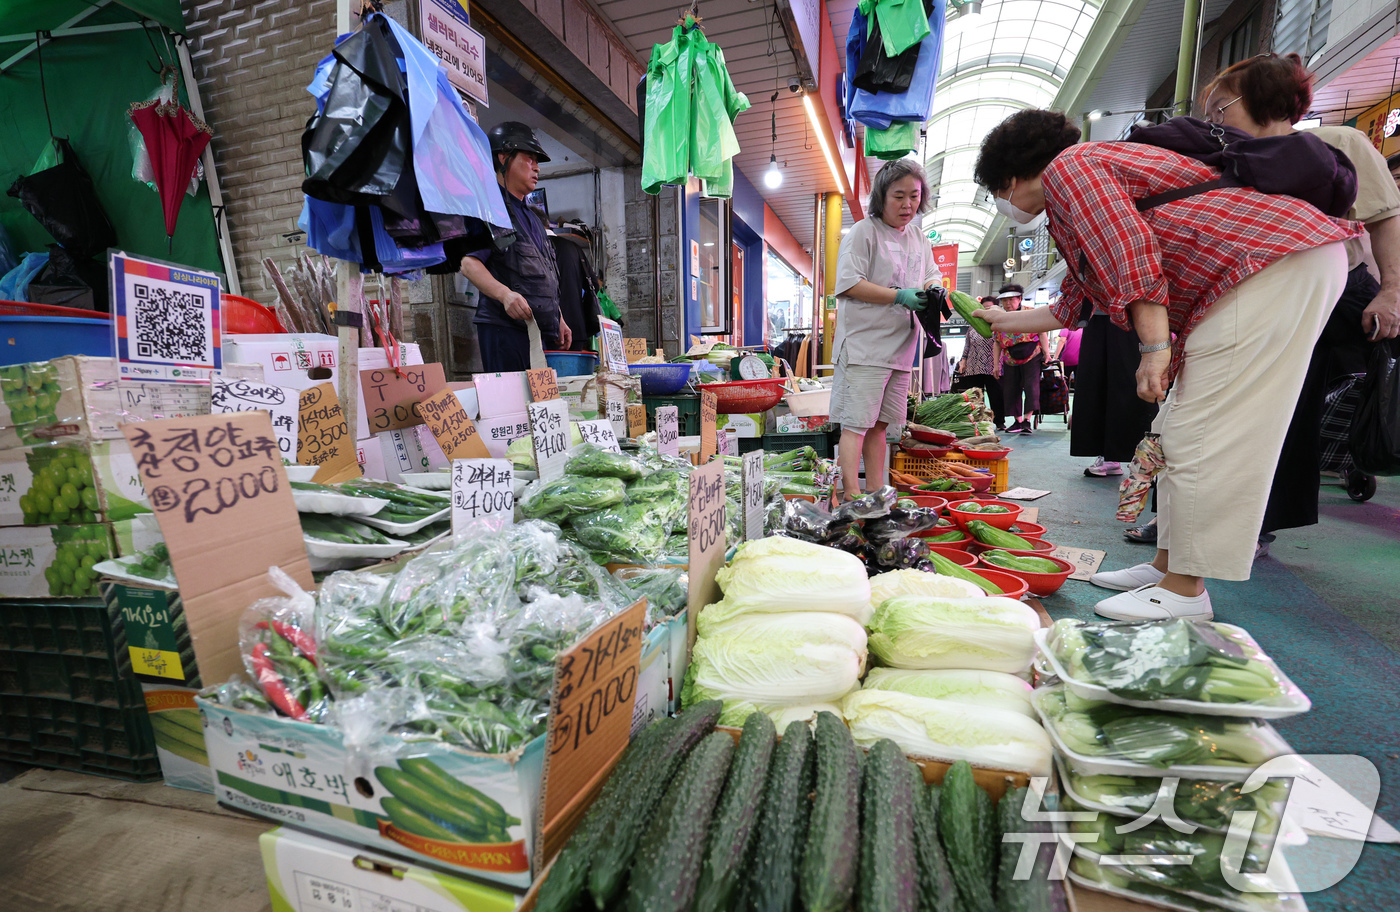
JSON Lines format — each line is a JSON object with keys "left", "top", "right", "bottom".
{"left": 1205, "top": 96, "right": 1242, "bottom": 124}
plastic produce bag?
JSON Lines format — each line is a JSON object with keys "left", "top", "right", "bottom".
{"left": 570, "top": 499, "right": 677, "bottom": 565}
{"left": 851, "top": 12, "right": 921, "bottom": 94}
{"left": 864, "top": 121, "right": 920, "bottom": 160}
{"left": 0, "top": 252, "right": 50, "bottom": 302}
{"left": 1348, "top": 339, "right": 1400, "bottom": 475}
{"left": 518, "top": 474, "right": 627, "bottom": 523}
{"left": 6, "top": 138, "right": 118, "bottom": 260}
{"left": 616, "top": 567, "right": 688, "bottom": 626}
{"left": 847, "top": 0, "right": 946, "bottom": 131}
{"left": 239, "top": 567, "right": 329, "bottom": 722}
{"left": 565, "top": 442, "right": 650, "bottom": 480}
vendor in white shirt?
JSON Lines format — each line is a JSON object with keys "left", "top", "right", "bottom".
{"left": 829, "top": 159, "right": 942, "bottom": 500}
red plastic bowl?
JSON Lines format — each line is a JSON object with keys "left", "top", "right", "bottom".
{"left": 916, "top": 528, "right": 971, "bottom": 549}
{"left": 1008, "top": 521, "right": 1048, "bottom": 540}
{"left": 696, "top": 378, "right": 788, "bottom": 413}
{"left": 963, "top": 474, "right": 995, "bottom": 493}
{"left": 909, "top": 427, "right": 958, "bottom": 445}
{"left": 937, "top": 489, "right": 977, "bottom": 506}
{"left": 976, "top": 552, "right": 1075, "bottom": 597}
{"left": 958, "top": 445, "right": 1012, "bottom": 461}
{"left": 928, "top": 545, "right": 977, "bottom": 566}
{"left": 968, "top": 537, "right": 1057, "bottom": 557}
{"left": 898, "top": 494, "right": 947, "bottom": 512}
{"left": 948, "top": 499, "right": 1023, "bottom": 532}
{"left": 968, "top": 567, "right": 1030, "bottom": 600}
{"left": 224, "top": 294, "right": 286, "bottom": 333}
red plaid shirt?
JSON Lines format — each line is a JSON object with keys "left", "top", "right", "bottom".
{"left": 1044, "top": 143, "right": 1363, "bottom": 376}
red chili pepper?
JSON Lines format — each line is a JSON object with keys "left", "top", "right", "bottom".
{"left": 251, "top": 642, "right": 308, "bottom": 721}
{"left": 271, "top": 619, "right": 319, "bottom": 665}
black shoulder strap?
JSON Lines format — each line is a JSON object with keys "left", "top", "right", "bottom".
{"left": 1134, "top": 178, "right": 1226, "bottom": 212}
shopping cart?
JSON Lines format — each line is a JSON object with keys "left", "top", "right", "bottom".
{"left": 1035, "top": 362, "right": 1070, "bottom": 428}
{"left": 1318, "top": 372, "right": 1376, "bottom": 502}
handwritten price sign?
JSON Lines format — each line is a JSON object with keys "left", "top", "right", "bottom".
{"left": 1049, "top": 546, "right": 1105, "bottom": 582}
{"left": 122, "top": 411, "right": 312, "bottom": 686}
{"left": 527, "top": 368, "right": 559, "bottom": 403}
{"left": 418, "top": 387, "right": 489, "bottom": 460}
{"left": 687, "top": 459, "right": 726, "bottom": 636}
{"left": 528, "top": 398, "right": 572, "bottom": 481}
{"left": 543, "top": 597, "right": 647, "bottom": 825}
{"left": 576, "top": 419, "right": 622, "bottom": 454}
{"left": 210, "top": 378, "right": 298, "bottom": 457}
{"left": 656, "top": 406, "right": 679, "bottom": 457}
{"left": 626, "top": 404, "right": 647, "bottom": 440}
{"left": 296, "top": 383, "right": 361, "bottom": 483}
{"left": 699, "top": 390, "right": 718, "bottom": 463}
{"left": 359, "top": 363, "right": 447, "bottom": 433}
{"left": 624, "top": 338, "right": 648, "bottom": 363}
{"left": 451, "top": 458, "right": 514, "bottom": 536}
{"left": 742, "top": 449, "right": 765, "bottom": 542}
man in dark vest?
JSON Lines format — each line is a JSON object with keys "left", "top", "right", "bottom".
{"left": 460, "top": 122, "right": 570, "bottom": 371}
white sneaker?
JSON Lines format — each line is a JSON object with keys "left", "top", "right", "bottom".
{"left": 1095, "top": 585, "right": 1213, "bottom": 621}
{"left": 1084, "top": 457, "right": 1123, "bottom": 477}
{"left": 1089, "top": 562, "right": 1166, "bottom": 591}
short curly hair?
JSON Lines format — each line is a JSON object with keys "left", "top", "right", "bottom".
{"left": 974, "top": 110, "right": 1081, "bottom": 192}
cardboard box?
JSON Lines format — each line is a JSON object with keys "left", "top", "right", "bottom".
{"left": 353, "top": 344, "right": 425, "bottom": 439}
{"left": 0, "top": 522, "right": 114, "bottom": 598}
{"left": 356, "top": 436, "right": 387, "bottom": 481}
{"left": 260, "top": 827, "right": 518, "bottom": 912}
{"left": 474, "top": 372, "right": 530, "bottom": 420}
{"left": 477, "top": 412, "right": 532, "bottom": 459}
{"left": 558, "top": 372, "right": 641, "bottom": 440}
{"left": 0, "top": 438, "right": 150, "bottom": 526}
{"left": 111, "top": 513, "right": 163, "bottom": 557}
{"left": 774, "top": 413, "right": 834, "bottom": 434}
{"left": 223, "top": 334, "right": 340, "bottom": 390}
{"left": 717, "top": 412, "right": 767, "bottom": 437}
{"left": 373, "top": 427, "right": 433, "bottom": 482}
{"left": 143, "top": 683, "right": 213, "bottom": 794}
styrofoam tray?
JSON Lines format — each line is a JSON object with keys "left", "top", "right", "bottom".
{"left": 356, "top": 506, "right": 451, "bottom": 536}
{"left": 1053, "top": 755, "right": 1304, "bottom": 845}
{"left": 284, "top": 465, "right": 319, "bottom": 483}
{"left": 293, "top": 489, "right": 389, "bottom": 516}
{"left": 94, "top": 557, "right": 177, "bottom": 588}
{"left": 400, "top": 471, "right": 451, "bottom": 490}
{"left": 1033, "top": 686, "right": 1294, "bottom": 781}
{"left": 307, "top": 554, "right": 381, "bottom": 572}
{"left": 303, "top": 534, "right": 408, "bottom": 560}
{"left": 1033, "top": 627, "right": 1311, "bottom": 718}
{"left": 1064, "top": 842, "right": 1305, "bottom": 912}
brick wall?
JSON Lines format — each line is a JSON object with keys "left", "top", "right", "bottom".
{"left": 181, "top": 0, "right": 334, "bottom": 306}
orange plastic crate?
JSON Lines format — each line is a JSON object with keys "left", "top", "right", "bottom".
{"left": 892, "top": 450, "right": 1009, "bottom": 493}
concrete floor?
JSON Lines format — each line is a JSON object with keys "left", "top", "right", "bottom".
{"left": 1006, "top": 419, "right": 1400, "bottom": 912}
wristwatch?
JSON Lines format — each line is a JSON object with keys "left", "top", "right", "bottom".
{"left": 1138, "top": 341, "right": 1171, "bottom": 353}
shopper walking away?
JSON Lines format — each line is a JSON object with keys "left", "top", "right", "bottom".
{"left": 955, "top": 297, "right": 1006, "bottom": 427}
{"left": 1072, "top": 312, "right": 1159, "bottom": 477}
{"left": 1197, "top": 54, "right": 1400, "bottom": 547}
{"left": 830, "top": 159, "right": 942, "bottom": 500}
{"left": 551, "top": 221, "right": 603, "bottom": 352}
{"left": 991, "top": 284, "right": 1050, "bottom": 434}
{"left": 971, "top": 108, "right": 1360, "bottom": 621}
{"left": 460, "top": 122, "right": 571, "bottom": 371}
{"left": 1057, "top": 326, "right": 1081, "bottom": 381}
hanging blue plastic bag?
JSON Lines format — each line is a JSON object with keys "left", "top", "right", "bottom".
{"left": 849, "top": 0, "right": 946, "bottom": 130}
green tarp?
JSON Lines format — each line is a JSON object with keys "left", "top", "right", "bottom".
{"left": 0, "top": 0, "right": 223, "bottom": 282}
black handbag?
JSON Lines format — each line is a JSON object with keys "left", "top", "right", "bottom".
{"left": 6, "top": 139, "right": 117, "bottom": 260}
{"left": 1348, "top": 339, "right": 1400, "bottom": 475}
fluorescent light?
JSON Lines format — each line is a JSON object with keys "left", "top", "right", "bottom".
{"left": 1088, "top": 109, "right": 1104, "bottom": 121}
{"left": 803, "top": 92, "right": 846, "bottom": 194}
{"left": 703, "top": 242, "right": 715, "bottom": 247}
{"left": 840, "top": 227, "right": 850, "bottom": 234}
{"left": 1294, "top": 118, "right": 1322, "bottom": 130}
{"left": 764, "top": 154, "right": 783, "bottom": 189}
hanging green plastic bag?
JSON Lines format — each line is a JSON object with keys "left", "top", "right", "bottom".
{"left": 30, "top": 138, "right": 62, "bottom": 175}
{"left": 597, "top": 286, "right": 624, "bottom": 324}
{"left": 691, "top": 32, "right": 748, "bottom": 183}
{"left": 865, "top": 121, "right": 919, "bottom": 160}
{"left": 860, "top": 0, "right": 931, "bottom": 57}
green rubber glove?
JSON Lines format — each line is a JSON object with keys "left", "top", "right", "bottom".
{"left": 894, "top": 288, "right": 926, "bottom": 312}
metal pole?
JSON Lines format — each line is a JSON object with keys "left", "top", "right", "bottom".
{"left": 175, "top": 38, "right": 240, "bottom": 297}
{"left": 1173, "top": 0, "right": 1201, "bottom": 115}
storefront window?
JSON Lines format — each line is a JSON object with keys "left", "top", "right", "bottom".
{"left": 698, "top": 198, "right": 726, "bottom": 333}
{"left": 766, "top": 251, "right": 810, "bottom": 344}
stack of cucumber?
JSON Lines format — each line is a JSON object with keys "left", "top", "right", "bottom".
{"left": 536, "top": 704, "right": 1064, "bottom": 912}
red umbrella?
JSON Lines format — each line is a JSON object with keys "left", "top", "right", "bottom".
{"left": 128, "top": 98, "right": 212, "bottom": 248}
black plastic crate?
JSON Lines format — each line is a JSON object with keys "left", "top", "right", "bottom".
{"left": 0, "top": 692, "right": 160, "bottom": 781}
{"left": 738, "top": 432, "right": 834, "bottom": 459}
{"left": 0, "top": 649, "right": 144, "bottom": 706}
{"left": 643, "top": 394, "right": 701, "bottom": 437}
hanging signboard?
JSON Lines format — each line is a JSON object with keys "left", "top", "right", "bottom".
{"left": 110, "top": 251, "right": 222, "bottom": 383}
{"left": 419, "top": 0, "right": 489, "bottom": 106}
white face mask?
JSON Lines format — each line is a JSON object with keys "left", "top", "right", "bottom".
{"left": 995, "top": 188, "right": 1046, "bottom": 230}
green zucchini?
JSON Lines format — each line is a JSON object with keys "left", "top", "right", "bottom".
{"left": 695, "top": 712, "right": 777, "bottom": 912}
{"left": 588, "top": 699, "right": 722, "bottom": 908}
{"left": 380, "top": 796, "right": 476, "bottom": 843}
{"left": 982, "top": 551, "right": 1062, "bottom": 574}
{"left": 949, "top": 291, "right": 993, "bottom": 338}
{"left": 745, "top": 720, "right": 814, "bottom": 912}
{"left": 911, "top": 777, "right": 959, "bottom": 912}
{"left": 929, "top": 550, "right": 1002, "bottom": 595}
{"left": 801, "top": 712, "right": 861, "bottom": 912}
{"left": 939, "top": 761, "right": 996, "bottom": 912}
{"left": 966, "top": 521, "right": 1035, "bottom": 551}
{"left": 398, "top": 756, "right": 520, "bottom": 826}
{"left": 857, "top": 739, "right": 918, "bottom": 912}
{"left": 376, "top": 767, "right": 493, "bottom": 839}
{"left": 997, "top": 786, "right": 1068, "bottom": 912}
{"left": 535, "top": 717, "right": 677, "bottom": 912}
{"left": 625, "top": 732, "right": 736, "bottom": 912}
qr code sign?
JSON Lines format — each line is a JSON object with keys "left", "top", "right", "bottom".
{"left": 129, "top": 278, "right": 214, "bottom": 365}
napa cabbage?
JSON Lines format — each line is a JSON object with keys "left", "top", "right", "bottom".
{"left": 861, "top": 667, "right": 1036, "bottom": 718}
{"left": 682, "top": 611, "right": 868, "bottom": 706}
{"left": 717, "top": 699, "right": 846, "bottom": 729}
{"left": 841, "top": 688, "right": 1053, "bottom": 776}
{"left": 699, "top": 536, "right": 873, "bottom": 629}
{"left": 866, "top": 596, "right": 1039, "bottom": 673}
{"left": 869, "top": 569, "right": 984, "bottom": 605}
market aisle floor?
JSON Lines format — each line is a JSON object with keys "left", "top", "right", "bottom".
{"left": 1006, "top": 419, "right": 1400, "bottom": 912}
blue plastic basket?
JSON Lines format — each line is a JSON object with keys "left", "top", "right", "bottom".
{"left": 1, "top": 316, "right": 113, "bottom": 366}
{"left": 545, "top": 350, "right": 598, "bottom": 377}
{"left": 628, "top": 362, "right": 693, "bottom": 395}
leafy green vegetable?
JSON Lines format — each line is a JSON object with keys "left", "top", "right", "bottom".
{"left": 683, "top": 612, "right": 868, "bottom": 709}
{"left": 1066, "top": 767, "right": 1289, "bottom": 835}
{"left": 861, "top": 667, "right": 1035, "bottom": 717}
{"left": 565, "top": 443, "right": 649, "bottom": 480}
{"left": 701, "top": 536, "right": 873, "bottom": 628}
{"left": 518, "top": 474, "right": 626, "bottom": 523}
{"left": 866, "top": 596, "right": 1039, "bottom": 673}
{"left": 569, "top": 500, "right": 677, "bottom": 565}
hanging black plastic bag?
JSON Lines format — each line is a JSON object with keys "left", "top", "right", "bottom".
{"left": 7, "top": 139, "right": 117, "bottom": 260}
{"left": 1348, "top": 340, "right": 1400, "bottom": 475}
{"left": 852, "top": 19, "right": 921, "bottom": 94}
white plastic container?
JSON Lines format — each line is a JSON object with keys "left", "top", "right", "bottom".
{"left": 292, "top": 489, "right": 388, "bottom": 516}
{"left": 400, "top": 471, "right": 451, "bottom": 490}
{"left": 784, "top": 387, "right": 832, "bottom": 417}
{"left": 356, "top": 506, "right": 451, "bottom": 536}
{"left": 1033, "top": 626, "right": 1311, "bottom": 719}
{"left": 1063, "top": 842, "right": 1306, "bottom": 912}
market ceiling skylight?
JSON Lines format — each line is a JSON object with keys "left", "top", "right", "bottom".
{"left": 922, "top": 0, "right": 1102, "bottom": 254}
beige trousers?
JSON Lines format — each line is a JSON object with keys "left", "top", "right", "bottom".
{"left": 1156, "top": 242, "right": 1348, "bottom": 581}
